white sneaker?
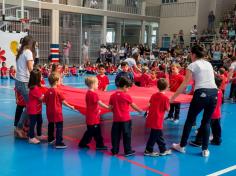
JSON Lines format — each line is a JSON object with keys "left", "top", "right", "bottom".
{"left": 36, "top": 135, "right": 48, "bottom": 141}
{"left": 202, "top": 150, "right": 210, "bottom": 157}
{"left": 29, "top": 137, "right": 40, "bottom": 144}
{"left": 160, "top": 149, "right": 172, "bottom": 156}
{"left": 172, "top": 143, "right": 186, "bottom": 153}
{"left": 173, "top": 119, "right": 179, "bottom": 124}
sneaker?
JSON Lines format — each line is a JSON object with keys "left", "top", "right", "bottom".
{"left": 173, "top": 119, "right": 179, "bottom": 124}
{"left": 144, "top": 150, "right": 159, "bottom": 157}
{"left": 160, "top": 149, "right": 172, "bottom": 156}
{"left": 202, "top": 149, "right": 210, "bottom": 157}
{"left": 124, "top": 150, "right": 135, "bottom": 157}
{"left": 36, "top": 135, "right": 48, "bottom": 141}
{"left": 189, "top": 141, "right": 202, "bottom": 147}
{"left": 48, "top": 139, "right": 56, "bottom": 145}
{"left": 29, "top": 137, "right": 40, "bottom": 144}
{"left": 55, "top": 143, "right": 67, "bottom": 149}
{"left": 78, "top": 144, "right": 90, "bottom": 149}
{"left": 172, "top": 143, "right": 186, "bottom": 153}
{"left": 96, "top": 146, "right": 108, "bottom": 150}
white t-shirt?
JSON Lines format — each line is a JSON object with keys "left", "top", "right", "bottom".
{"left": 187, "top": 59, "right": 217, "bottom": 90}
{"left": 229, "top": 61, "right": 236, "bottom": 71}
{"left": 16, "top": 49, "right": 34, "bottom": 82}
{"left": 124, "top": 57, "right": 136, "bottom": 68}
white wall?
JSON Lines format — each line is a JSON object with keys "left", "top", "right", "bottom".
{"left": 196, "top": 0, "right": 216, "bottom": 33}
{"left": 159, "top": 16, "right": 197, "bottom": 45}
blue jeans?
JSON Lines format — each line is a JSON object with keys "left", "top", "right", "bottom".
{"left": 180, "top": 88, "right": 218, "bottom": 150}
{"left": 15, "top": 80, "right": 29, "bottom": 129}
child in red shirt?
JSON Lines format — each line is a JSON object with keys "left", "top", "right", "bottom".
{"left": 190, "top": 77, "right": 223, "bottom": 146}
{"left": 44, "top": 72, "right": 74, "bottom": 149}
{"left": 70, "top": 64, "right": 78, "bottom": 76}
{"left": 109, "top": 77, "right": 142, "bottom": 157}
{"left": 218, "top": 68, "right": 227, "bottom": 103}
{"left": 1, "top": 62, "right": 8, "bottom": 79}
{"left": 96, "top": 64, "right": 109, "bottom": 91}
{"left": 9, "top": 65, "right": 16, "bottom": 79}
{"left": 166, "top": 64, "right": 184, "bottom": 123}
{"left": 140, "top": 66, "right": 151, "bottom": 87}
{"left": 79, "top": 77, "right": 110, "bottom": 150}
{"left": 27, "top": 69, "right": 45, "bottom": 144}
{"left": 144, "top": 78, "right": 172, "bottom": 156}
{"left": 149, "top": 70, "right": 158, "bottom": 87}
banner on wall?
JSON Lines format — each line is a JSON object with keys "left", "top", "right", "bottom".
{"left": 0, "top": 31, "right": 27, "bottom": 67}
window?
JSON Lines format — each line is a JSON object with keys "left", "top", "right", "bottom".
{"left": 144, "top": 30, "right": 147, "bottom": 44}
{"left": 162, "top": 0, "right": 177, "bottom": 4}
{"left": 106, "top": 30, "right": 115, "bottom": 43}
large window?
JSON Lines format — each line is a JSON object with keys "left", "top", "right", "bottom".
{"left": 106, "top": 29, "right": 115, "bottom": 43}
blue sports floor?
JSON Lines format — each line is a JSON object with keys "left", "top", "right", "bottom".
{"left": 0, "top": 75, "right": 236, "bottom": 176}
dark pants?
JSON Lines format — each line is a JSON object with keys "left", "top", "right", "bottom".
{"left": 34, "top": 58, "right": 39, "bottom": 65}
{"left": 195, "top": 119, "right": 222, "bottom": 144}
{"left": 145, "top": 129, "right": 166, "bottom": 153}
{"left": 29, "top": 114, "right": 43, "bottom": 138}
{"left": 229, "top": 83, "right": 236, "bottom": 99}
{"left": 111, "top": 120, "right": 132, "bottom": 154}
{"left": 14, "top": 105, "right": 25, "bottom": 127}
{"left": 48, "top": 122, "right": 63, "bottom": 145}
{"left": 180, "top": 88, "right": 218, "bottom": 150}
{"left": 168, "top": 103, "right": 181, "bottom": 120}
{"left": 79, "top": 124, "right": 104, "bottom": 147}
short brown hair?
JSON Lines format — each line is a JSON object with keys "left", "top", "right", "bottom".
{"left": 157, "top": 78, "right": 168, "bottom": 91}
{"left": 85, "top": 76, "right": 98, "bottom": 88}
{"left": 219, "top": 68, "right": 225, "bottom": 74}
{"left": 48, "top": 72, "right": 60, "bottom": 86}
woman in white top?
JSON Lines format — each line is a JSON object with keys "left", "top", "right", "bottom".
{"left": 170, "top": 45, "right": 218, "bottom": 157}
{"left": 15, "top": 36, "right": 35, "bottom": 138}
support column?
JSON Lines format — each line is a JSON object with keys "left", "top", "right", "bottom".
{"left": 140, "top": 0, "right": 146, "bottom": 45}
{"left": 101, "top": 0, "right": 108, "bottom": 45}
{"left": 51, "top": 0, "right": 60, "bottom": 63}
{"left": 140, "top": 20, "right": 145, "bottom": 45}
{"left": 148, "top": 24, "right": 152, "bottom": 48}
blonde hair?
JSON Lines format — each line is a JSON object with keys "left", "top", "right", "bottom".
{"left": 171, "top": 63, "right": 181, "bottom": 69}
{"left": 85, "top": 76, "right": 98, "bottom": 88}
{"left": 48, "top": 72, "right": 60, "bottom": 86}
{"left": 142, "top": 66, "right": 149, "bottom": 73}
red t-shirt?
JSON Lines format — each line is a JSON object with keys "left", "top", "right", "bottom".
{"left": 149, "top": 78, "right": 157, "bottom": 87}
{"left": 109, "top": 91, "right": 133, "bottom": 122}
{"left": 9, "top": 68, "right": 16, "bottom": 77}
{"left": 44, "top": 88, "right": 65, "bottom": 122}
{"left": 1, "top": 67, "right": 7, "bottom": 76}
{"left": 179, "top": 69, "right": 186, "bottom": 76}
{"left": 218, "top": 74, "right": 227, "bottom": 91}
{"left": 70, "top": 67, "right": 77, "bottom": 75}
{"left": 140, "top": 73, "right": 151, "bottom": 87}
{"left": 156, "top": 71, "right": 166, "bottom": 79}
{"left": 169, "top": 74, "right": 184, "bottom": 92}
{"left": 211, "top": 90, "right": 222, "bottom": 119}
{"left": 146, "top": 92, "right": 170, "bottom": 130}
{"left": 97, "top": 74, "right": 109, "bottom": 91}
{"left": 14, "top": 88, "right": 26, "bottom": 106}
{"left": 86, "top": 90, "right": 101, "bottom": 125}
{"left": 27, "top": 86, "right": 43, "bottom": 115}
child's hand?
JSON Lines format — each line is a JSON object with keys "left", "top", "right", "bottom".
{"left": 70, "top": 106, "right": 75, "bottom": 110}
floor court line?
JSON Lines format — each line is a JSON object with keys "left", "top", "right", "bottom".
{"left": 207, "top": 165, "right": 236, "bottom": 176}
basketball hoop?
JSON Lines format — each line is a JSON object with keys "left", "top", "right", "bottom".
{"left": 20, "top": 18, "right": 30, "bottom": 31}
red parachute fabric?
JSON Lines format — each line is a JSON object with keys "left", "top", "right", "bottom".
{"left": 58, "top": 85, "right": 192, "bottom": 115}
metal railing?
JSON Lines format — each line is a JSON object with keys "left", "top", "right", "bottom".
{"left": 161, "top": 2, "right": 196, "bottom": 18}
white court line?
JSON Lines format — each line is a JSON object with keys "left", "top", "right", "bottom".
{"left": 207, "top": 165, "right": 236, "bottom": 176}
